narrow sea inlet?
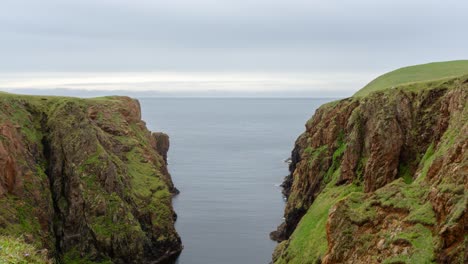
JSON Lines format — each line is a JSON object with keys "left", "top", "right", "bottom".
{"left": 139, "top": 98, "right": 334, "bottom": 264}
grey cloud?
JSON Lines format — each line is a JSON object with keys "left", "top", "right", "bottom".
{"left": 0, "top": 0, "right": 467, "bottom": 73}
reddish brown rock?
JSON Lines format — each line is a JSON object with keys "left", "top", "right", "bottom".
{"left": 152, "top": 132, "right": 170, "bottom": 164}
{"left": 273, "top": 76, "right": 467, "bottom": 263}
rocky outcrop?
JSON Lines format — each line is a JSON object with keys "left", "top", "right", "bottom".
{"left": 152, "top": 132, "right": 170, "bottom": 164}
{"left": 272, "top": 75, "right": 467, "bottom": 263}
{"left": 0, "top": 94, "right": 182, "bottom": 263}
{"left": 150, "top": 132, "right": 178, "bottom": 195}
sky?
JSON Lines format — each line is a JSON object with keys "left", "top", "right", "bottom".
{"left": 1, "top": 0, "right": 467, "bottom": 97}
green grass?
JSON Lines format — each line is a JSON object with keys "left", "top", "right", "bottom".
{"left": 304, "top": 145, "right": 328, "bottom": 168}
{"left": 383, "top": 224, "right": 435, "bottom": 264}
{"left": 126, "top": 148, "right": 168, "bottom": 198}
{"left": 276, "top": 178, "right": 437, "bottom": 264}
{"left": 126, "top": 148, "right": 173, "bottom": 230}
{"left": 275, "top": 169, "right": 363, "bottom": 264}
{"left": 0, "top": 97, "right": 42, "bottom": 146}
{"left": 404, "top": 202, "right": 436, "bottom": 226}
{"left": 354, "top": 60, "right": 468, "bottom": 96}
{"left": 416, "top": 143, "right": 435, "bottom": 181}
{"left": 346, "top": 192, "right": 377, "bottom": 225}
{"left": 0, "top": 197, "right": 43, "bottom": 246}
{"left": 89, "top": 193, "right": 143, "bottom": 240}
{"left": 375, "top": 180, "right": 428, "bottom": 212}
{"left": 0, "top": 236, "right": 49, "bottom": 264}
{"left": 447, "top": 196, "right": 466, "bottom": 226}
{"left": 323, "top": 137, "right": 346, "bottom": 184}
{"left": 62, "top": 248, "right": 112, "bottom": 264}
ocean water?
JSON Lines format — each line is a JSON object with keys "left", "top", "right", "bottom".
{"left": 139, "top": 98, "right": 335, "bottom": 264}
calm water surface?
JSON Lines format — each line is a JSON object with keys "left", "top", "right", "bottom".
{"left": 139, "top": 98, "right": 334, "bottom": 264}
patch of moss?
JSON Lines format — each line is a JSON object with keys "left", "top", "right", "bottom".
{"left": 404, "top": 202, "right": 436, "bottom": 225}
{"left": 373, "top": 178, "right": 437, "bottom": 226}
{"left": 304, "top": 145, "right": 328, "bottom": 168}
{"left": 375, "top": 180, "right": 428, "bottom": 211}
{"left": 125, "top": 147, "right": 173, "bottom": 231}
{"left": 89, "top": 193, "right": 143, "bottom": 240}
{"left": 437, "top": 183, "right": 463, "bottom": 194}
{"left": 126, "top": 148, "right": 168, "bottom": 198}
{"left": 324, "top": 133, "right": 347, "bottom": 184}
{"left": 447, "top": 196, "right": 466, "bottom": 226}
{"left": 346, "top": 192, "right": 377, "bottom": 225}
{"left": 383, "top": 224, "right": 435, "bottom": 264}
{"left": 82, "top": 144, "right": 106, "bottom": 168}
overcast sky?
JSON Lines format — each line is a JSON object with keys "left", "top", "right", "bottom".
{"left": 1, "top": 0, "right": 467, "bottom": 96}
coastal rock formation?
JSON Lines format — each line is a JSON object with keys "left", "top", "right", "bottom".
{"left": 0, "top": 94, "right": 182, "bottom": 263}
{"left": 152, "top": 132, "right": 170, "bottom": 165}
{"left": 272, "top": 73, "right": 467, "bottom": 263}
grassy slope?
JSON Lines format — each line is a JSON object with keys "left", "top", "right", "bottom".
{"left": 354, "top": 60, "right": 468, "bottom": 96}
{"left": 275, "top": 170, "right": 362, "bottom": 264}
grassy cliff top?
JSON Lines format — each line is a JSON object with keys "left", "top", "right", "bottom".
{"left": 354, "top": 60, "right": 468, "bottom": 97}
{"left": 0, "top": 92, "right": 129, "bottom": 112}
{"left": 0, "top": 91, "right": 119, "bottom": 101}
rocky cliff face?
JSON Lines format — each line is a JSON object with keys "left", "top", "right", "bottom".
{"left": 272, "top": 75, "right": 467, "bottom": 263}
{"left": 0, "top": 94, "right": 182, "bottom": 263}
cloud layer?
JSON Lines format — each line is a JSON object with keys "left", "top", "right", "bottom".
{"left": 1, "top": 0, "right": 467, "bottom": 94}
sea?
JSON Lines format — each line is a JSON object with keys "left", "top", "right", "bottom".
{"left": 139, "top": 98, "right": 335, "bottom": 264}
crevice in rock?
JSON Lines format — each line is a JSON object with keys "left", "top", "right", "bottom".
{"left": 39, "top": 113, "right": 63, "bottom": 261}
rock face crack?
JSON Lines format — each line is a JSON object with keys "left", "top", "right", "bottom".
{"left": 40, "top": 117, "right": 63, "bottom": 260}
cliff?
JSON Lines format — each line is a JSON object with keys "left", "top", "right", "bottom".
{"left": 272, "top": 63, "right": 467, "bottom": 263}
{"left": 0, "top": 94, "right": 182, "bottom": 263}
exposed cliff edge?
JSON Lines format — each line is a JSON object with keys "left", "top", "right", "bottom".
{"left": 0, "top": 93, "right": 182, "bottom": 263}
{"left": 272, "top": 62, "right": 467, "bottom": 264}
